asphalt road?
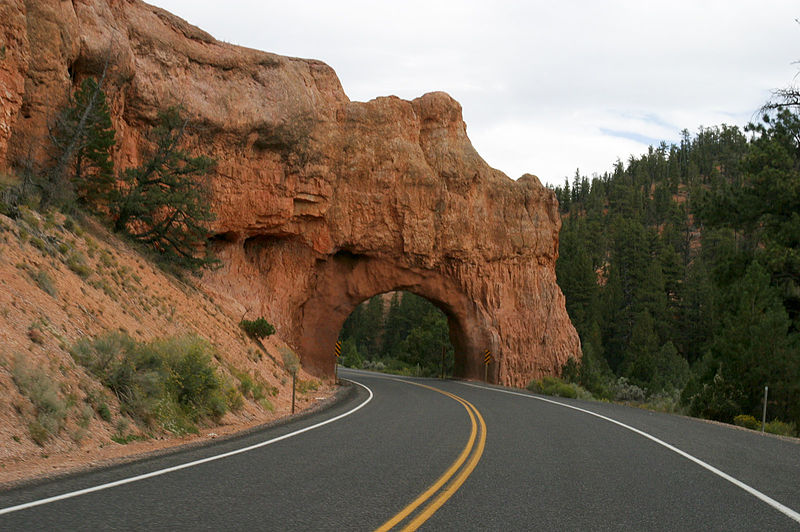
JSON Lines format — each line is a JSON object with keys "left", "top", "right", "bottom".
{"left": 1, "top": 368, "right": 799, "bottom": 530}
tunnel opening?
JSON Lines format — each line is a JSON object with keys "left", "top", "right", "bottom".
{"left": 337, "top": 291, "right": 456, "bottom": 378}
{"left": 295, "top": 254, "right": 493, "bottom": 381}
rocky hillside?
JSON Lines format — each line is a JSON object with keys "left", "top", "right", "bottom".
{"left": 0, "top": 207, "right": 331, "bottom": 484}
{"left": 1, "top": 0, "right": 579, "bottom": 387}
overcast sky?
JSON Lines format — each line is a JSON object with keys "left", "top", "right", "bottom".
{"left": 147, "top": 1, "right": 798, "bottom": 186}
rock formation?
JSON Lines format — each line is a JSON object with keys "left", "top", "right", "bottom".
{"left": 0, "top": 0, "right": 580, "bottom": 387}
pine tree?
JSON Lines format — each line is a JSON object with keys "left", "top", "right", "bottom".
{"left": 111, "top": 107, "right": 218, "bottom": 271}
{"left": 740, "top": 110, "right": 800, "bottom": 325}
{"left": 709, "top": 262, "right": 798, "bottom": 423}
{"left": 399, "top": 308, "right": 453, "bottom": 376}
{"left": 48, "top": 75, "right": 116, "bottom": 209}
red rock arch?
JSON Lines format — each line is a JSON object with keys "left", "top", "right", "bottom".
{"left": 298, "top": 252, "right": 492, "bottom": 380}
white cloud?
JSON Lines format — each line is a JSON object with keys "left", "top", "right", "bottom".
{"left": 148, "top": 0, "right": 800, "bottom": 184}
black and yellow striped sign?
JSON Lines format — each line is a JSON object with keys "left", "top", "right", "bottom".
{"left": 335, "top": 340, "right": 342, "bottom": 358}
{"left": 484, "top": 350, "right": 492, "bottom": 365}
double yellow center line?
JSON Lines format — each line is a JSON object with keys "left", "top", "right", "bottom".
{"left": 376, "top": 381, "right": 487, "bottom": 531}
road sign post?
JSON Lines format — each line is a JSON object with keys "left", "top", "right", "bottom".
{"left": 334, "top": 340, "right": 341, "bottom": 385}
{"left": 483, "top": 350, "right": 492, "bottom": 383}
{"left": 762, "top": 385, "right": 768, "bottom": 432}
{"left": 291, "top": 372, "right": 296, "bottom": 414}
{"left": 440, "top": 345, "right": 446, "bottom": 380}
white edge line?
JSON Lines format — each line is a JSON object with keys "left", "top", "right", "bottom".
{"left": 0, "top": 379, "right": 374, "bottom": 516}
{"left": 459, "top": 381, "right": 800, "bottom": 524}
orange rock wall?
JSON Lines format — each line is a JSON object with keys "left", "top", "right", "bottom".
{"left": 0, "top": 0, "right": 581, "bottom": 387}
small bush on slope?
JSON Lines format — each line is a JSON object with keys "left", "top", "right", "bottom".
{"left": 12, "top": 358, "right": 68, "bottom": 445}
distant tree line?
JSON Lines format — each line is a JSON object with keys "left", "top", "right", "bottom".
{"left": 338, "top": 292, "right": 454, "bottom": 377}
{"left": 553, "top": 106, "right": 800, "bottom": 429}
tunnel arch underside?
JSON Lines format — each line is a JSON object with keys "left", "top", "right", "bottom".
{"left": 297, "top": 254, "right": 492, "bottom": 380}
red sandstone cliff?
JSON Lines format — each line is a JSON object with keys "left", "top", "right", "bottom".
{"left": 0, "top": 0, "right": 581, "bottom": 387}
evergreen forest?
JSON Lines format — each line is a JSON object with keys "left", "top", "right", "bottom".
{"left": 338, "top": 292, "right": 454, "bottom": 378}
{"left": 554, "top": 108, "right": 799, "bottom": 431}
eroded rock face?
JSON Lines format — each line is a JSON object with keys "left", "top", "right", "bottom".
{"left": 1, "top": 0, "right": 581, "bottom": 386}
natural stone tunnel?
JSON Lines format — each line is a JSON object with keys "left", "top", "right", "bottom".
{"left": 1, "top": 0, "right": 582, "bottom": 387}
{"left": 298, "top": 253, "right": 490, "bottom": 380}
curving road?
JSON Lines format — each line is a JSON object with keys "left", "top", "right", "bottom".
{"left": 1, "top": 368, "right": 799, "bottom": 530}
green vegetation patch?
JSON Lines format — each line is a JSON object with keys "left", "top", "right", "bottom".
{"left": 240, "top": 317, "right": 275, "bottom": 340}
{"left": 70, "top": 332, "right": 233, "bottom": 435}
{"left": 764, "top": 420, "right": 797, "bottom": 437}
{"left": 297, "top": 378, "right": 319, "bottom": 394}
{"left": 228, "top": 365, "right": 277, "bottom": 403}
{"left": 30, "top": 268, "right": 57, "bottom": 297}
{"left": 12, "top": 357, "right": 68, "bottom": 445}
{"left": 527, "top": 376, "right": 592, "bottom": 400}
{"left": 66, "top": 251, "right": 92, "bottom": 278}
{"left": 733, "top": 414, "right": 761, "bottom": 430}
{"left": 338, "top": 292, "right": 454, "bottom": 378}
{"left": 552, "top": 104, "right": 800, "bottom": 430}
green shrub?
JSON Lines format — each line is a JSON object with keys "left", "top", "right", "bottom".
{"left": 110, "top": 417, "right": 148, "bottom": 443}
{"left": 77, "top": 404, "right": 93, "bottom": 429}
{"left": 224, "top": 381, "right": 244, "bottom": 412}
{"left": 158, "top": 336, "right": 227, "bottom": 422}
{"left": 527, "top": 375, "right": 589, "bottom": 399}
{"left": 246, "top": 347, "right": 262, "bottom": 363}
{"left": 613, "top": 377, "right": 647, "bottom": 403}
{"left": 733, "top": 414, "right": 761, "bottom": 430}
{"left": 88, "top": 277, "right": 116, "bottom": 300}
{"left": 238, "top": 373, "right": 254, "bottom": 397}
{"left": 151, "top": 398, "right": 196, "bottom": 435}
{"left": 12, "top": 357, "right": 67, "bottom": 445}
{"left": 281, "top": 347, "right": 300, "bottom": 375}
{"left": 97, "top": 402, "right": 112, "bottom": 422}
{"left": 764, "top": 420, "right": 797, "bottom": 437}
{"left": 297, "top": 378, "right": 319, "bottom": 394}
{"left": 71, "top": 330, "right": 139, "bottom": 382}
{"left": 640, "top": 391, "right": 684, "bottom": 414}
{"left": 111, "top": 433, "right": 148, "bottom": 444}
{"left": 67, "top": 252, "right": 92, "bottom": 278}
{"left": 70, "top": 332, "right": 228, "bottom": 433}
{"left": 28, "top": 420, "right": 51, "bottom": 446}
{"left": 30, "top": 236, "right": 47, "bottom": 253}
{"left": 19, "top": 207, "right": 40, "bottom": 230}
{"left": 685, "top": 368, "right": 743, "bottom": 423}
{"left": 240, "top": 317, "right": 275, "bottom": 340}
{"left": 230, "top": 367, "right": 276, "bottom": 402}
{"left": 31, "top": 268, "right": 57, "bottom": 297}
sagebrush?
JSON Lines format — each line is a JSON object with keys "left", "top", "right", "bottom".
{"left": 70, "top": 332, "right": 239, "bottom": 434}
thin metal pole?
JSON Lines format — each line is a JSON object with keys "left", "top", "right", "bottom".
{"left": 292, "top": 372, "right": 296, "bottom": 414}
{"left": 484, "top": 362, "right": 488, "bottom": 383}
{"left": 440, "top": 345, "right": 445, "bottom": 380}
{"left": 762, "top": 385, "right": 768, "bottom": 432}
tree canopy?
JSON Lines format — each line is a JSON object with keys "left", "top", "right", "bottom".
{"left": 338, "top": 292, "right": 453, "bottom": 377}
{"left": 553, "top": 111, "right": 800, "bottom": 430}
